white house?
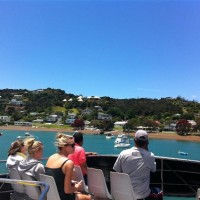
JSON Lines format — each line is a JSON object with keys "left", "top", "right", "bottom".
{"left": 14, "top": 121, "right": 32, "bottom": 126}
{"left": 13, "top": 95, "right": 22, "bottom": 99}
{"left": 33, "top": 119, "right": 44, "bottom": 123}
{"left": 45, "top": 115, "right": 58, "bottom": 123}
{"left": 114, "top": 121, "right": 127, "bottom": 127}
{"left": 10, "top": 99, "right": 23, "bottom": 106}
{"left": 66, "top": 113, "right": 76, "bottom": 124}
{"left": 188, "top": 120, "right": 196, "bottom": 126}
{"left": 0, "top": 116, "right": 11, "bottom": 123}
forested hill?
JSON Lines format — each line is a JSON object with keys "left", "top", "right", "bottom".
{"left": 0, "top": 88, "right": 200, "bottom": 123}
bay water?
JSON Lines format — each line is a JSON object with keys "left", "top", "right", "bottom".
{"left": 0, "top": 130, "right": 199, "bottom": 200}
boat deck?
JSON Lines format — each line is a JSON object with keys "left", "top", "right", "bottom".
{"left": 1, "top": 155, "right": 200, "bottom": 199}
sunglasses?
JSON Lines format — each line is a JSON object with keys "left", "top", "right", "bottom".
{"left": 65, "top": 143, "right": 75, "bottom": 148}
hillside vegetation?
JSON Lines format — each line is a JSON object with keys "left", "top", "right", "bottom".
{"left": 0, "top": 88, "right": 200, "bottom": 132}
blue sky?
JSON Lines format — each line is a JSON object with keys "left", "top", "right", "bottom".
{"left": 0, "top": 0, "right": 200, "bottom": 101}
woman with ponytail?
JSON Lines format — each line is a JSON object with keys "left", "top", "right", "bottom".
{"left": 18, "top": 138, "right": 44, "bottom": 181}
{"left": 6, "top": 139, "right": 26, "bottom": 178}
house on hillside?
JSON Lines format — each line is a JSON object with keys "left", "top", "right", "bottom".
{"left": 33, "top": 119, "right": 44, "bottom": 123}
{"left": 82, "top": 108, "right": 93, "bottom": 116}
{"left": 84, "top": 120, "right": 91, "bottom": 128}
{"left": 45, "top": 115, "right": 58, "bottom": 123}
{"left": 10, "top": 99, "right": 24, "bottom": 106}
{"left": 163, "top": 124, "right": 176, "bottom": 131}
{"left": 13, "top": 95, "right": 23, "bottom": 99}
{"left": 0, "top": 116, "right": 11, "bottom": 123}
{"left": 187, "top": 120, "right": 196, "bottom": 126}
{"left": 97, "top": 112, "right": 112, "bottom": 120}
{"left": 14, "top": 121, "right": 32, "bottom": 126}
{"left": 114, "top": 121, "right": 127, "bottom": 127}
{"left": 66, "top": 113, "right": 76, "bottom": 124}
{"left": 94, "top": 106, "right": 103, "bottom": 111}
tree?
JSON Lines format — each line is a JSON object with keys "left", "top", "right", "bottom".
{"left": 123, "top": 118, "right": 138, "bottom": 132}
{"left": 102, "top": 120, "right": 114, "bottom": 131}
{"left": 193, "top": 117, "right": 200, "bottom": 132}
{"left": 176, "top": 119, "right": 191, "bottom": 135}
{"left": 72, "top": 118, "right": 85, "bottom": 130}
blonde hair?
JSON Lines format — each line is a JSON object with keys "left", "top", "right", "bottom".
{"left": 55, "top": 133, "right": 74, "bottom": 148}
{"left": 25, "top": 138, "right": 43, "bottom": 156}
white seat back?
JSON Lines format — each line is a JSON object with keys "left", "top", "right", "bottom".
{"left": 20, "top": 173, "right": 41, "bottom": 200}
{"left": 110, "top": 171, "right": 136, "bottom": 200}
{"left": 87, "top": 167, "right": 112, "bottom": 199}
{"left": 196, "top": 188, "right": 200, "bottom": 200}
{"left": 74, "top": 165, "right": 89, "bottom": 193}
{"left": 40, "top": 174, "right": 61, "bottom": 200}
{"left": 9, "top": 168, "right": 25, "bottom": 193}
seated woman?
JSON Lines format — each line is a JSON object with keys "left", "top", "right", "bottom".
{"left": 45, "top": 133, "right": 92, "bottom": 200}
{"left": 6, "top": 139, "right": 26, "bottom": 173}
{"left": 18, "top": 138, "right": 45, "bottom": 200}
{"left": 6, "top": 140, "right": 27, "bottom": 196}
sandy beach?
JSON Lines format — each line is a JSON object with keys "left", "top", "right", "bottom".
{"left": 1, "top": 125, "right": 200, "bottom": 142}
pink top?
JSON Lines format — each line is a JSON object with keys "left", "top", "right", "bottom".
{"left": 68, "top": 144, "right": 87, "bottom": 175}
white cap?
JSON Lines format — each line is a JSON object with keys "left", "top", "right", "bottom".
{"left": 134, "top": 130, "right": 148, "bottom": 141}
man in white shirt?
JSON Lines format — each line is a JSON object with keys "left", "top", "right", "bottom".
{"left": 113, "top": 130, "right": 162, "bottom": 200}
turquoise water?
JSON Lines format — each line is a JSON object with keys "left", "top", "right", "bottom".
{"left": 0, "top": 130, "right": 199, "bottom": 200}
{"left": 1, "top": 130, "right": 200, "bottom": 160}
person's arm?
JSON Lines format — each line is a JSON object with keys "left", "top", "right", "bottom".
{"left": 150, "top": 153, "right": 156, "bottom": 172}
{"left": 113, "top": 154, "right": 122, "bottom": 172}
{"left": 63, "top": 160, "right": 82, "bottom": 193}
{"left": 35, "top": 163, "right": 45, "bottom": 181}
{"left": 77, "top": 148, "right": 88, "bottom": 174}
{"left": 79, "top": 162, "right": 87, "bottom": 173}
{"left": 86, "top": 152, "right": 97, "bottom": 156}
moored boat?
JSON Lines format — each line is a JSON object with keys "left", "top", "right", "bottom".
{"left": 114, "top": 133, "right": 130, "bottom": 148}
{"left": 114, "top": 142, "right": 131, "bottom": 148}
{"left": 106, "top": 133, "right": 114, "bottom": 139}
{"left": 178, "top": 150, "right": 189, "bottom": 156}
{"left": 16, "top": 132, "right": 36, "bottom": 139}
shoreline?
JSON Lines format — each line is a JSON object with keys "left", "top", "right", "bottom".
{"left": 1, "top": 125, "right": 200, "bottom": 142}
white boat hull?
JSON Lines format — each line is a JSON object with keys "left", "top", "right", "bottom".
{"left": 114, "top": 143, "right": 131, "bottom": 148}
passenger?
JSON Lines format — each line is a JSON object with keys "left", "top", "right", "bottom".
{"left": 113, "top": 130, "right": 163, "bottom": 200}
{"left": 6, "top": 139, "right": 27, "bottom": 195}
{"left": 68, "top": 131, "right": 96, "bottom": 184}
{"left": 18, "top": 138, "right": 45, "bottom": 181}
{"left": 6, "top": 139, "right": 26, "bottom": 173}
{"left": 45, "top": 133, "right": 92, "bottom": 200}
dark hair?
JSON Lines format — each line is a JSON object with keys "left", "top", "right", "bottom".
{"left": 134, "top": 139, "right": 148, "bottom": 147}
{"left": 8, "top": 140, "right": 24, "bottom": 156}
{"left": 73, "top": 132, "right": 83, "bottom": 144}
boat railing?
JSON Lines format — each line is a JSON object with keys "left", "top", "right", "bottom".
{"left": 1, "top": 156, "right": 200, "bottom": 197}
{"left": 87, "top": 155, "right": 200, "bottom": 197}
{"left": 0, "top": 178, "right": 49, "bottom": 200}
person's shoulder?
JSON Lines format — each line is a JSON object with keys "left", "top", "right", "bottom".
{"left": 47, "top": 153, "right": 57, "bottom": 160}
{"left": 76, "top": 145, "right": 84, "bottom": 151}
{"left": 150, "top": 151, "right": 155, "bottom": 157}
{"left": 119, "top": 147, "right": 133, "bottom": 155}
{"left": 142, "top": 150, "right": 155, "bottom": 158}
{"left": 63, "top": 159, "right": 74, "bottom": 170}
{"left": 63, "top": 158, "right": 73, "bottom": 165}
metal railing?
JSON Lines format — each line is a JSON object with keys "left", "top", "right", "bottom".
{"left": 0, "top": 178, "right": 49, "bottom": 200}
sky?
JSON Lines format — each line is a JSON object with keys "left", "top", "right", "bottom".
{"left": 0, "top": 0, "right": 200, "bottom": 101}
